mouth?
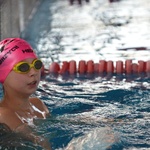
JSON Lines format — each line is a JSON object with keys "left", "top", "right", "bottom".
{"left": 28, "top": 80, "right": 37, "bottom": 86}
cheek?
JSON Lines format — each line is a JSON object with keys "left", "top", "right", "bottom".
{"left": 14, "top": 75, "right": 26, "bottom": 83}
{"left": 5, "top": 72, "right": 26, "bottom": 86}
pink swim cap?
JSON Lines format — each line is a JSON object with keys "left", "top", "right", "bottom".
{"left": 0, "top": 38, "right": 37, "bottom": 83}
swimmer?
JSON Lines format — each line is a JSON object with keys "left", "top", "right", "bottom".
{"left": 0, "top": 38, "right": 51, "bottom": 150}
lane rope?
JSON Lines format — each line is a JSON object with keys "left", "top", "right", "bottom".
{"left": 41, "top": 60, "right": 150, "bottom": 76}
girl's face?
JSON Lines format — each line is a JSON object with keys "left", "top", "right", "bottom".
{"left": 3, "top": 58, "right": 41, "bottom": 96}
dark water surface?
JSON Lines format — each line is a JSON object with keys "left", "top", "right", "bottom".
{"left": 37, "top": 74, "right": 150, "bottom": 150}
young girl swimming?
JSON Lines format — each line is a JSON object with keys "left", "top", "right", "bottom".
{"left": 0, "top": 38, "right": 51, "bottom": 149}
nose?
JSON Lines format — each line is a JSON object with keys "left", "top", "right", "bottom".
{"left": 28, "top": 67, "right": 38, "bottom": 77}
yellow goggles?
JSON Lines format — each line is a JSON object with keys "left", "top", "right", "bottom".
{"left": 13, "top": 59, "right": 43, "bottom": 74}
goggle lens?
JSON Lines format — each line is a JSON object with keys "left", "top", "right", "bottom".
{"left": 34, "top": 60, "right": 43, "bottom": 70}
{"left": 17, "top": 63, "right": 30, "bottom": 72}
{"left": 13, "top": 59, "right": 43, "bottom": 73}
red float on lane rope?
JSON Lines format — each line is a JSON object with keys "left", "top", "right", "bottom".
{"left": 116, "top": 61, "right": 124, "bottom": 74}
{"left": 99, "top": 60, "right": 107, "bottom": 73}
{"left": 49, "top": 62, "right": 60, "bottom": 73}
{"left": 59, "top": 61, "right": 69, "bottom": 74}
{"left": 146, "top": 60, "right": 150, "bottom": 72}
{"left": 94, "top": 63, "right": 99, "bottom": 73}
{"left": 69, "top": 60, "right": 77, "bottom": 74}
{"left": 87, "top": 60, "right": 94, "bottom": 73}
{"left": 47, "top": 59, "right": 150, "bottom": 76}
{"left": 106, "top": 61, "right": 114, "bottom": 73}
{"left": 132, "top": 63, "right": 138, "bottom": 73}
{"left": 78, "top": 60, "right": 87, "bottom": 74}
{"left": 125, "top": 60, "right": 132, "bottom": 74}
{"left": 138, "top": 60, "right": 146, "bottom": 73}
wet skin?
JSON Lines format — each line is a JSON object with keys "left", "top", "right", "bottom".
{"left": 0, "top": 58, "right": 51, "bottom": 150}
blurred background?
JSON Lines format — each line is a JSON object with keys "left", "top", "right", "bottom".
{"left": 0, "top": 0, "right": 39, "bottom": 40}
{"left": 0, "top": 0, "right": 150, "bottom": 66}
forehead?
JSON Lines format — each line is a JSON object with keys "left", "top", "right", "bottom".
{"left": 19, "top": 58, "right": 35, "bottom": 63}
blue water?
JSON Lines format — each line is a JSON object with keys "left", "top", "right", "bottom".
{"left": 1, "top": 0, "right": 150, "bottom": 149}
{"left": 37, "top": 74, "right": 150, "bottom": 150}
{"left": 0, "top": 75, "right": 150, "bottom": 150}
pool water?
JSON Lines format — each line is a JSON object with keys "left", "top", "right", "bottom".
{"left": 0, "top": 75, "right": 150, "bottom": 150}
{"left": 1, "top": 0, "right": 150, "bottom": 149}
{"left": 37, "top": 74, "right": 150, "bottom": 150}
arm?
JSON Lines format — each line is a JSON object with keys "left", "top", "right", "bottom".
{"left": 0, "top": 108, "right": 51, "bottom": 150}
{"left": 0, "top": 107, "right": 23, "bottom": 130}
{"left": 15, "top": 124, "right": 52, "bottom": 150}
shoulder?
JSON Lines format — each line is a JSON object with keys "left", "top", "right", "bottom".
{"left": 0, "top": 107, "right": 14, "bottom": 118}
{"left": 0, "top": 107, "right": 23, "bottom": 130}
{"left": 29, "top": 97, "right": 49, "bottom": 115}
